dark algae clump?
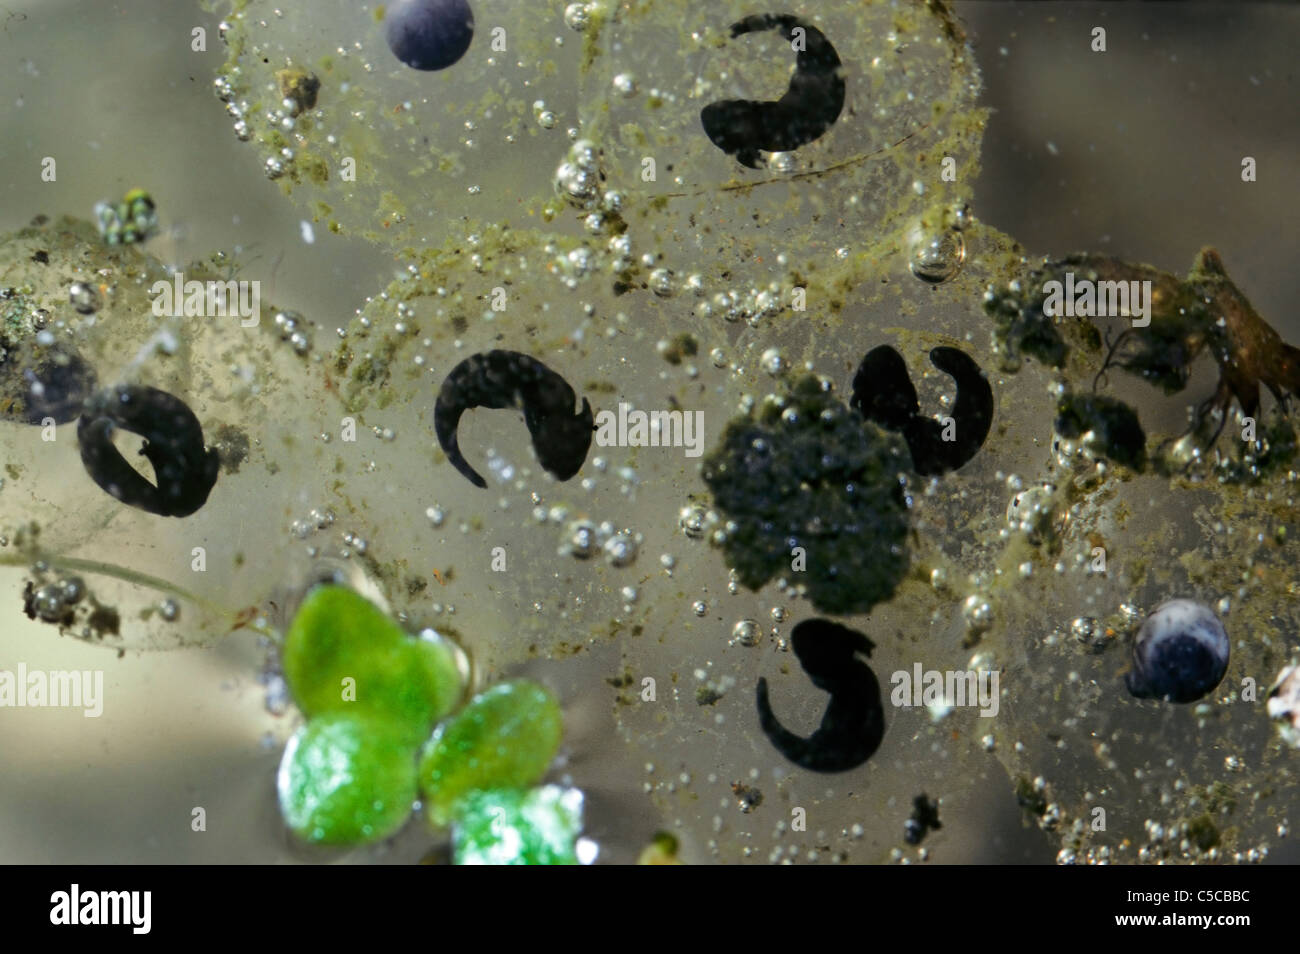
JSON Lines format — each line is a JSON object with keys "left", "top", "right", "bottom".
{"left": 988, "top": 248, "right": 1300, "bottom": 445}
{"left": 983, "top": 266, "right": 1073, "bottom": 370}
{"left": 701, "top": 374, "right": 910, "bottom": 615}
{"left": 1055, "top": 392, "right": 1147, "bottom": 472}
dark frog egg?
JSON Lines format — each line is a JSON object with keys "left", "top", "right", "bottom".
{"left": 385, "top": 0, "right": 475, "bottom": 72}
{"left": 0, "top": 343, "right": 98, "bottom": 425}
{"left": 1125, "top": 599, "right": 1230, "bottom": 704}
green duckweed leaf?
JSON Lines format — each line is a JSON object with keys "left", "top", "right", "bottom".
{"left": 276, "top": 711, "right": 417, "bottom": 846}
{"left": 419, "top": 680, "right": 563, "bottom": 826}
{"left": 282, "top": 585, "right": 463, "bottom": 745}
{"left": 451, "top": 786, "right": 584, "bottom": 865}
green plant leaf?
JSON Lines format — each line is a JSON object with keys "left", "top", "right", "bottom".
{"left": 451, "top": 786, "right": 584, "bottom": 865}
{"left": 419, "top": 680, "right": 563, "bottom": 826}
{"left": 277, "top": 711, "right": 417, "bottom": 846}
{"left": 282, "top": 585, "right": 463, "bottom": 745}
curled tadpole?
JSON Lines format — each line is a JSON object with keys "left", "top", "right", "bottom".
{"left": 756, "top": 619, "right": 885, "bottom": 773}
{"left": 434, "top": 350, "right": 593, "bottom": 488}
{"left": 700, "top": 14, "right": 845, "bottom": 169}
{"left": 0, "top": 343, "right": 98, "bottom": 425}
{"left": 851, "top": 345, "right": 993, "bottom": 475}
{"left": 77, "top": 384, "right": 220, "bottom": 517}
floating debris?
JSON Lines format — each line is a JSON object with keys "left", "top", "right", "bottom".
{"left": 93, "top": 188, "right": 157, "bottom": 245}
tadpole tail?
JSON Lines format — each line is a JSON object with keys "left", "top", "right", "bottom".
{"left": 756, "top": 677, "right": 883, "bottom": 773}
{"left": 900, "top": 347, "right": 994, "bottom": 475}
{"left": 755, "top": 677, "right": 823, "bottom": 771}
{"left": 78, "top": 416, "right": 169, "bottom": 515}
{"left": 930, "top": 346, "right": 994, "bottom": 447}
{"left": 434, "top": 395, "right": 488, "bottom": 489}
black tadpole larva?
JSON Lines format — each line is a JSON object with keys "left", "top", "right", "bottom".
{"left": 77, "top": 384, "right": 220, "bottom": 518}
{"left": 700, "top": 14, "right": 845, "bottom": 169}
{"left": 434, "top": 350, "right": 594, "bottom": 489}
{"left": 851, "top": 345, "right": 993, "bottom": 475}
{"left": 756, "top": 619, "right": 885, "bottom": 773}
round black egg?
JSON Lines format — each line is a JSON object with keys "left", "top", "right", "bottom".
{"left": 1125, "top": 599, "right": 1230, "bottom": 704}
{"left": 385, "top": 0, "right": 475, "bottom": 72}
{"left": 4, "top": 344, "right": 98, "bottom": 425}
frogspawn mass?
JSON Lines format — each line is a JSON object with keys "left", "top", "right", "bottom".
{"left": 0, "top": 0, "right": 1297, "bottom": 864}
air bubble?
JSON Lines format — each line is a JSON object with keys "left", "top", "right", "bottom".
{"left": 604, "top": 530, "right": 640, "bottom": 567}
{"left": 679, "top": 506, "right": 706, "bottom": 539}
{"left": 612, "top": 73, "right": 638, "bottom": 97}
{"left": 731, "top": 619, "right": 761, "bottom": 647}
{"left": 563, "top": 3, "right": 591, "bottom": 31}
{"left": 963, "top": 595, "right": 993, "bottom": 635}
{"left": 31, "top": 584, "right": 67, "bottom": 623}
{"left": 648, "top": 268, "right": 674, "bottom": 297}
{"left": 768, "top": 152, "right": 796, "bottom": 174}
{"left": 563, "top": 519, "right": 599, "bottom": 559}
{"left": 68, "top": 282, "right": 101, "bottom": 314}
{"left": 909, "top": 229, "right": 966, "bottom": 284}
{"left": 554, "top": 140, "right": 602, "bottom": 209}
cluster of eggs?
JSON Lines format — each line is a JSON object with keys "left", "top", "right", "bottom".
{"left": 1, "top": 0, "right": 1295, "bottom": 863}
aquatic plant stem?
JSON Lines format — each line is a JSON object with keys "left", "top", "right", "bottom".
{"left": 0, "top": 552, "right": 278, "bottom": 640}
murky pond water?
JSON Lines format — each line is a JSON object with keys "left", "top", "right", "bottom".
{"left": 1, "top": 0, "right": 1297, "bottom": 863}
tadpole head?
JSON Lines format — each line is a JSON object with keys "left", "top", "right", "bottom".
{"left": 850, "top": 345, "right": 918, "bottom": 430}
{"left": 700, "top": 101, "right": 767, "bottom": 167}
{"left": 532, "top": 397, "right": 594, "bottom": 481}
